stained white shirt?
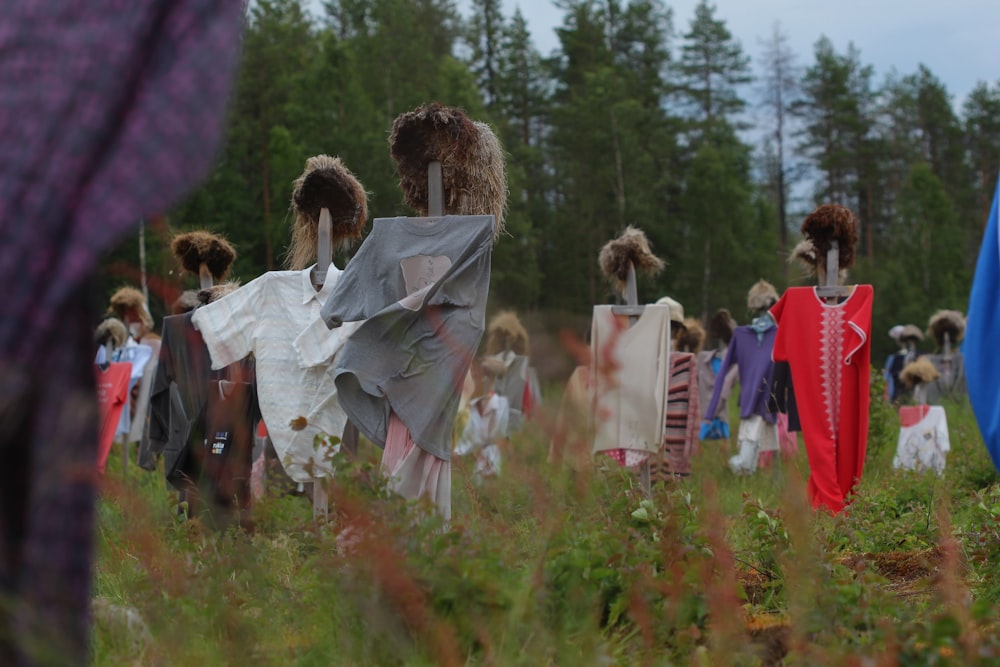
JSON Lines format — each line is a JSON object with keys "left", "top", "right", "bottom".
{"left": 893, "top": 405, "right": 950, "bottom": 475}
{"left": 191, "top": 265, "right": 357, "bottom": 482}
{"left": 591, "top": 304, "right": 672, "bottom": 456}
{"left": 455, "top": 392, "right": 509, "bottom": 478}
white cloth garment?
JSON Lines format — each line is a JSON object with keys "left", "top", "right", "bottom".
{"left": 729, "top": 415, "right": 778, "bottom": 475}
{"left": 893, "top": 405, "right": 950, "bottom": 474}
{"left": 591, "top": 304, "right": 672, "bottom": 457}
{"left": 191, "top": 265, "right": 356, "bottom": 482}
{"left": 454, "top": 392, "right": 510, "bottom": 480}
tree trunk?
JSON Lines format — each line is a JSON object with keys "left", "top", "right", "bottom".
{"left": 262, "top": 137, "right": 274, "bottom": 270}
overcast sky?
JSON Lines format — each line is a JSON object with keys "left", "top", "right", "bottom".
{"left": 463, "top": 0, "right": 999, "bottom": 107}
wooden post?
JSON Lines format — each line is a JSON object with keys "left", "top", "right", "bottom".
{"left": 313, "top": 480, "right": 328, "bottom": 521}
{"left": 824, "top": 241, "right": 839, "bottom": 294}
{"left": 199, "top": 262, "right": 213, "bottom": 290}
{"left": 315, "top": 207, "right": 332, "bottom": 285}
{"left": 312, "top": 207, "right": 335, "bottom": 518}
{"left": 428, "top": 161, "right": 444, "bottom": 217}
{"left": 942, "top": 331, "right": 953, "bottom": 387}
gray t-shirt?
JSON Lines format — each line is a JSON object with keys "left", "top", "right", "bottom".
{"left": 321, "top": 215, "right": 494, "bottom": 460}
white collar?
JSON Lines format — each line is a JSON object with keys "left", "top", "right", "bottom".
{"left": 300, "top": 264, "right": 340, "bottom": 305}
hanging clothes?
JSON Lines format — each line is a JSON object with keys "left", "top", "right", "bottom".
{"left": 923, "top": 352, "right": 966, "bottom": 404}
{"left": 199, "top": 376, "right": 258, "bottom": 526}
{"left": 696, "top": 347, "right": 738, "bottom": 440}
{"left": 146, "top": 311, "right": 258, "bottom": 525}
{"left": 702, "top": 318, "right": 779, "bottom": 427}
{"left": 127, "top": 337, "right": 161, "bottom": 445}
{"left": 770, "top": 285, "right": 874, "bottom": 514}
{"left": 454, "top": 392, "right": 510, "bottom": 482}
{"left": 591, "top": 304, "right": 672, "bottom": 465}
{"left": 321, "top": 216, "right": 494, "bottom": 462}
{"left": 320, "top": 215, "right": 495, "bottom": 518}
{"left": 382, "top": 413, "right": 451, "bottom": 520}
{"left": 966, "top": 174, "right": 1000, "bottom": 473}
{"left": 487, "top": 350, "right": 541, "bottom": 433}
{"left": 653, "top": 351, "right": 699, "bottom": 480}
{"left": 191, "top": 265, "right": 355, "bottom": 483}
{"left": 893, "top": 405, "right": 949, "bottom": 474}
{"left": 94, "top": 362, "right": 132, "bottom": 474}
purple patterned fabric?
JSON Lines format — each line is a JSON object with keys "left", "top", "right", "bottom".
{"left": 0, "top": 3, "right": 244, "bottom": 665}
{"left": 0, "top": 0, "right": 244, "bottom": 359}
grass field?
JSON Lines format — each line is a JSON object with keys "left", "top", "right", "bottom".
{"left": 92, "top": 376, "right": 1000, "bottom": 666}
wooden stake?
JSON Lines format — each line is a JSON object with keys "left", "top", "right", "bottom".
{"left": 428, "top": 161, "right": 444, "bottom": 217}
{"left": 199, "top": 262, "right": 213, "bottom": 290}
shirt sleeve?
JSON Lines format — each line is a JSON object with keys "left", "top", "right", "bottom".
{"left": 844, "top": 285, "right": 873, "bottom": 365}
{"left": 320, "top": 230, "right": 381, "bottom": 329}
{"left": 191, "top": 276, "right": 263, "bottom": 370}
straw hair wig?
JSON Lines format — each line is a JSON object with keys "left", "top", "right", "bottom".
{"left": 900, "top": 357, "right": 941, "bottom": 387}
{"left": 288, "top": 155, "right": 369, "bottom": 271}
{"left": 94, "top": 318, "right": 128, "bottom": 349}
{"left": 480, "top": 356, "right": 508, "bottom": 379}
{"left": 486, "top": 311, "right": 530, "bottom": 356}
{"left": 389, "top": 103, "right": 507, "bottom": 238}
{"left": 928, "top": 310, "right": 966, "bottom": 348}
{"left": 708, "top": 308, "right": 736, "bottom": 345}
{"left": 899, "top": 324, "right": 924, "bottom": 343}
{"left": 170, "top": 231, "right": 236, "bottom": 281}
{"left": 790, "top": 238, "right": 848, "bottom": 281}
{"left": 197, "top": 281, "right": 241, "bottom": 306}
{"left": 171, "top": 290, "right": 201, "bottom": 315}
{"left": 800, "top": 204, "right": 859, "bottom": 270}
{"left": 108, "top": 286, "right": 153, "bottom": 329}
{"left": 598, "top": 226, "right": 665, "bottom": 291}
{"left": 676, "top": 318, "right": 705, "bottom": 354}
{"left": 747, "top": 280, "right": 779, "bottom": 312}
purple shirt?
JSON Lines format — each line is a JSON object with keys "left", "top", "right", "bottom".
{"left": 702, "top": 325, "right": 778, "bottom": 424}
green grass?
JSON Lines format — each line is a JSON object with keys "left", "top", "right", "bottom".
{"left": 92, "top": 380, "right": 1000, "bottom": 666}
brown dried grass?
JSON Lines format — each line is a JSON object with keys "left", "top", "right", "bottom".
{"left": 390, "top": 103, "right": 507, "bottom": 238}
{"left": 288, "top": 155, "right": 368, "bottom": 270}
{"left": 597, "top": 226, "right": 665, "bottom": 291}
{"left": 170, "top": 230, "right": 237, "bottom": 280}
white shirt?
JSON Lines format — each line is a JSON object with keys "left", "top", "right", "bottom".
{"left": 191, "top": 265, "right": 357, "bottom": 482}
{"left": 893, "top": 405, "right": 950, "bottom": 475}
{"left": 591, "top": 304, "right": 672, "bottom": 456}
{"left": 455, "top": 392, "right": 509, "bottom": 478}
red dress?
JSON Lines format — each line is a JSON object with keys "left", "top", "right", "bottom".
{"left": 770, "top": 285, "right": 874, "bottom": 513}
{"left": 94, "top": 362, "right": 132, "bottom": 474}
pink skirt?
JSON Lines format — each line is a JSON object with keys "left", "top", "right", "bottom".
{"left": 382, "top": 412, "right": 451, "bottom": 521}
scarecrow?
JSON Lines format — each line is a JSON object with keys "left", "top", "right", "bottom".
{"left": 696, "top": 309, "right": 738, "bottom": 440}
{"left": 320, "top": 104, "right": 507, "bottom": 521}
{"left": 483, "top": 311, "right": 542, "bottom": 433}
{"left": 190, "top": 155, "right": 368, "bottom": 503}
{"left": 704, "top": 280, "right": 781, "bottom": 475}
{"left": 770, "top": 204, "right": 873, "bottom": 514}
{"left": 894, "top": 357, "right": 949, "bottom": 474}
{"left": 923, "top": 309, "right": 966, "bottom": 403}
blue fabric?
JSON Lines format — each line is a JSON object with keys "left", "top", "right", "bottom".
{"left": 749, "top": 312, "right": 776, "bottom": 343}
{"left": 711, "top": 356, "right": 722, "bottom": 374}
{"left": 699, "top": 417, "right": 730, "bottom": 440}
{"left": 966, "top": 172, "right": 1000, "bottom": 473}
